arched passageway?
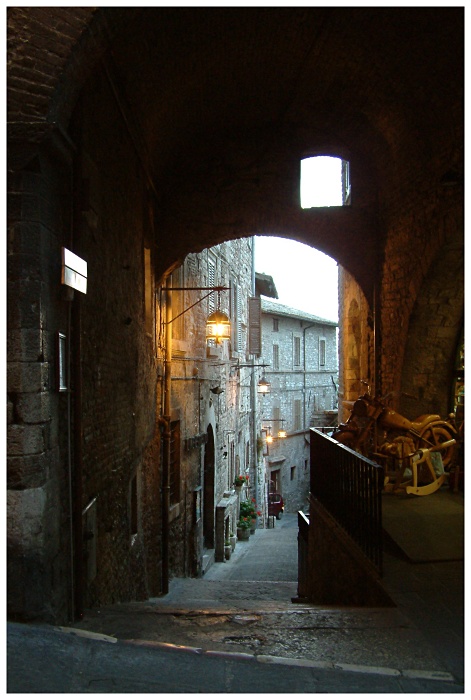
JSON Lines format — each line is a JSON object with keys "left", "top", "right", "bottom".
{"left": 7, "top": 7, "right": 463, "bottom": 622}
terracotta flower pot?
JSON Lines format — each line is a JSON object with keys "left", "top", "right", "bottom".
{"left": 237, "top": 527, "right": 250, "bottom": 540}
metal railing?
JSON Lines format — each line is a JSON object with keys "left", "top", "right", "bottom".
{"left": 310, "top": 428, "right": 384, "bottom": 573}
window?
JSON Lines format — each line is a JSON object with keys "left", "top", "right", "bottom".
{"left": 319, "top": 338, "right": 326, "bottom": 367}
{"left": 294, "top": 399, "right": 302, "bottom": 431}
{"left": 169, "top": 421, "right": 181, "bottom": 505}
{"left": 270, "top": 469, "right": 280, "bottom": 492}
{"left": 293, "top": 336, "right": 301, "bottom": 367}
{"left": 273, "top": 344, "right": 279, "bottom": 370}
{"left": 273, "top": 318, "right": 279, "bottom": 332}
{"left": 342, "top": 160, "right": 351, "bottom": 204}
{"left": 300, "top": 156, "right": 345, "bottom": 208}
{"left": 290, "top": 466, "right": 296, "bottom": 481}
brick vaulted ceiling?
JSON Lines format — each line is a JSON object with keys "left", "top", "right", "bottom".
{"left": 7, "top": 7, "right": 464, "bottom": 298}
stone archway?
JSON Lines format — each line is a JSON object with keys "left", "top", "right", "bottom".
{"left": 7, "top": 7, "right": 463, "bottom": 624}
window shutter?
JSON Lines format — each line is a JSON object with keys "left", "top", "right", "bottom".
{"left": 294, "top": 399, "right": 302, "bottom": 431}
{"left": 237, "top": 284, "right": 243, "bottom": 351}
{"left": 248, "top": 296, "right": 261, "bottom": 356}
{"left": 273, "top": 344, "right": 279, "bottom": 370}
{"left": 208, "top": 257, "right": 216, "bottom": 313}
{"left": 230, "top": 279, "right": 238, "bottom": 350}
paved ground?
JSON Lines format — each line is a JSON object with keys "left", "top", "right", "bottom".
{"left": 7, "top": 621, "right": 464, "bottom": 694}
{"left": 7, "top": 505, "right": 464, "bottom": 693}
{"left": 68, "top": 511, "right": 463, "bottom": 684}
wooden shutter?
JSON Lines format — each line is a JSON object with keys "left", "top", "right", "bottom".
{"left": 248, "top": 296, "right": 261, "bottom": 356}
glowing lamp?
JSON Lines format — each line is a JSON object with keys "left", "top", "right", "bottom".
{"left": 257, "top": 376, "right": 271, "bottom": 394}
{"left": 206, "top": 310, "right": 231, "bottom": 343}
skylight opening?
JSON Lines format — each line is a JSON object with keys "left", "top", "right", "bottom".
{"left": 300, "top": 156, "right": 347, "bottom": 209}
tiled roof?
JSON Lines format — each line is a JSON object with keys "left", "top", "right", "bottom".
{"left": 260, "top": 298, "right": 338, "bottom": 326}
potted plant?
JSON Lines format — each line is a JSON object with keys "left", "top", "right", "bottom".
{"left": 240, "top": 498, "right": 261, "bottom": 529}
{"left": 239, "top": 499, "right": 255, "bottom": 518}
{"left": 229, "top": 532, "right": 236, "bottom": 551}
{"left": 236, "top": 517, "right": 251, "bottom": 540}
{"left": 224, "top": 539, "right": 232, "bottom": 560}
{"left": 233, "top": 474, "right": 248, "bottom": 489}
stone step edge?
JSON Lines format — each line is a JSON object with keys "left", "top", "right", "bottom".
{"left": 123, "top": 637, "right": 456, "bottom": 682}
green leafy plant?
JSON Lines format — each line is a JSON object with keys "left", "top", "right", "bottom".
{"left": 237, "top": 517, "right": 251, "bottom": 530}
{"left": 234, "top": 474, "right": 248, "bottom": 487}
{"left": 240, "top": 499, "right": 262, "bottom": 520}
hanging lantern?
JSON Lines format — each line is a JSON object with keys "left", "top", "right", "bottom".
{"left": 206, "top": 309, "right": 231, "bottom": 343}
{"left": 257, "top": 375, "right": 271, "bottom": 394}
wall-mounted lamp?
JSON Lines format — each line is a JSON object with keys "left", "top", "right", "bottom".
{"left": 231, "top": 362, "right": 271, "bottom": 393}
{"left": 165, "top": 286, "right": 231, "bottom": 344}
{"left": 257, "top": 375, "right": 271, "bottom": 394}
{"left": 263, "top": 418, "right": 287, "bottom": 439}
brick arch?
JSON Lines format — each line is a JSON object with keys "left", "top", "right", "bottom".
{"left": 8, "top": 7, "right": 461, "bottom": 308}
{"left": 7, "top": 8, "right": 97, "bottom": 136}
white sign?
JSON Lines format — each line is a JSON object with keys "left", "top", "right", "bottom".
{"left": 61, "top": 247, "right": 87, "bottom": 294}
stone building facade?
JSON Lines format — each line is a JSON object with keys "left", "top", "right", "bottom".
{"left": 161, "top": 239, "right": 262, "bottom": 579}
{"left": 7, "top": 8, "right": 463, "bottom": 624}
{"left": 259, "top": 300, "right": 338, "bottom": 512}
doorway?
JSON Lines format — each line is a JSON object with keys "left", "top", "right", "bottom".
{"left": 203, "top": 424, "right": 215, "bottom": 549}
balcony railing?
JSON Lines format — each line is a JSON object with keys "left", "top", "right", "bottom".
{"left": 310, "top": 428, "right": 384, "bottom": 574}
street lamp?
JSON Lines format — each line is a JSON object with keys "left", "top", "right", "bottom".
{"left": 206, "top": 309, "right": 231, "bottom": 343}
{"left": 263, "top": 419, "right": 287, "bottom": 439}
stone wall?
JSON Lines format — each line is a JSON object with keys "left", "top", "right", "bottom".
{"left": 160, "top": 239, "right": 259, "bottom": 578}
{"left": 260, "top": 301, "right": 338, "bottom": 511}
{"left": 7, "top": 133, "right": 76, "bottom": 622}
{"left": 337, "top": 267, "right": 374, "bottom": 423}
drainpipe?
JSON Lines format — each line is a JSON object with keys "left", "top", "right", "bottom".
{"left": 72, "top": 294, "right": 84, "bottom": 619}
{"left": 303, "top": 323, "right": 317, "bottom": 430}
{"left": 160, "top": 278, "right": 172, "bottom": 595}
{"left": 250, "top": 238, "right": 263, "bottom": 520}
